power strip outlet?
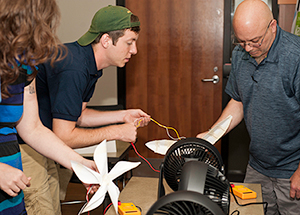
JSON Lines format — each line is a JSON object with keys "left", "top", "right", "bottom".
{"left": 118, "top": 202, "right": 141, "bottom": 215}
{"left": 231, "top": 185, "right": 257, "bottom": 199}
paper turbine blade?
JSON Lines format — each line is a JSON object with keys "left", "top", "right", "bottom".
{"left": 202, "top": 115, "right": 232, "bottom": 144}
{"left": 71, "top": 160, "right": 100, "bottom": 184}
{"left": 145, "top": 139, "right": 176, "bottom": 155}
{"left": 108, "top": 161, "right": 141, "bottom": 180}
{"left": 107, "top": 182, "right": 120, "bottom": 214}
{"left": 81, "top": 184, "right": 108, "bottom": 213}
{"left": 94, "top": 139, "right": 108, "bottom": 176}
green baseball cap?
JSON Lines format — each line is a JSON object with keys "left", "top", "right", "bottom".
{"left": 77, "top": 5, "right": 140, "bottom": 46}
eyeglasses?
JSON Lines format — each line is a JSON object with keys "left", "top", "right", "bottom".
{"left": 233, "top": 19, "right": 273, "bottom": 48}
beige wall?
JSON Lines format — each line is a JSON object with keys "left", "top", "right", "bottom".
{"left": 56, "top": 0, "right": 118, "bottom": 106}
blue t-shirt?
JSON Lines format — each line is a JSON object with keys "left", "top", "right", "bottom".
{"left": 36, "top": 42, "right": 102, "bottom": 130}
{"left": 0, "top": 68, "right": 33, "bottom": 214}
{"left": 225, "top": 25, "right": 300, "bottom": 178}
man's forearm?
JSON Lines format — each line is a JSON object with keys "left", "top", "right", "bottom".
{"left": 54, "top": 123, "right": 137, "bottom": 149}
{"left": 76, "top": 108, "right": 127, "bottom": 128}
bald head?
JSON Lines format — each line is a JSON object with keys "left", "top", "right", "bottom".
{"left": 233, "top": 0, "right": 273, "bottom": 36}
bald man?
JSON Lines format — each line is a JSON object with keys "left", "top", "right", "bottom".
{"left": 197, "top": 0, "right": 300, "bottom": 214}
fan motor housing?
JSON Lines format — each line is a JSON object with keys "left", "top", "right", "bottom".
{"left": 179, "top": 161, "right": 208, "bottom": 194}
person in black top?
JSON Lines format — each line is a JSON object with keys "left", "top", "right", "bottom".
{"left": 19, "top": 5, "right": 150, "bottom": 214}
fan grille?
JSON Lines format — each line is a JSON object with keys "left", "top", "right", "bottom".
{"left": 163, "top": 138, "right": 224, "bottom": 191}
{"left": 153, "top": 201, "right": 215, "bottom": 215}
{"left": 204, "top": 165, "right": 230, "bottom": 214}
{"left": 147, "top": 191, "right": 225, "bottom": 215}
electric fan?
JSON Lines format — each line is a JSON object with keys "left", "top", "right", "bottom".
{"left": 152, "top": 137, "right": 230, "bottom": 215}
{"left": 146, "top": 190, "right": 225, "bottom": 215}
{"left": 158, "top": 137, "right": 225, "bottom": 196}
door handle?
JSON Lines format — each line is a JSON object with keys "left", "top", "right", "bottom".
{"left": 202, "top": 75, "right": 219, "bottom": 84}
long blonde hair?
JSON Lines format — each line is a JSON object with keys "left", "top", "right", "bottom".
{"left": 0, "top": 0, "right": 65, "bottom": 99}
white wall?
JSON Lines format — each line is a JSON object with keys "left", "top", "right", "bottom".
{"left": 56, "top": 0, "right": 118, "bottom": 106}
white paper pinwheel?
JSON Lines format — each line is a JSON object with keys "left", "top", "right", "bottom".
{"left": 71, "top": 140, "right": 141, "bottom": 214}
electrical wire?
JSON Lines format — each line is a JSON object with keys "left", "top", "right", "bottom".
{"left": 78, "top": 185, "right": 93, "bottom": 215}
{"left": 130, "top": 142, "right": 160, "bottom": 173}
{"left": 136, "top": 205, "right": 142, "bottom": 213}
{"left": 132, "top": 117, "right": 185, "bottom": 173}
{"left": 61, "top": 200, "right": 86, "bottom": 205}
{"left": 135, "top": 117, "right": 184, "bottom": 140}
{"left": 230, "top": 210, "right": 240, "bottom": 215}
{"left": 150, "top": 118, "right": 185, "bottom": 140}
{"left": 103, "top": 203, "right": 113, "bottom": 214}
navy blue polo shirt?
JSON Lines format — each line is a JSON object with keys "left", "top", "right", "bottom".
{"left": 225, "top": 25, "right": 300, "bottom": 178}
{"left": 36, "top": 42, "right": 102, "bottom": 130}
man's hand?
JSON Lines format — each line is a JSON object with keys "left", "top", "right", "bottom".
{"left": 123, "top": 109, "right": 151, "bottom": 127}
{"left": 290, "top": 166, "right": 300, "bottom": 199}
{"left": 0, "top": 163, "right": 31, "bottom": 197}
{"left": 113, "top": 123, "right": 137, "bottom": 143}
{"left": 196, "top": 131, "right": 209, "bottom": 139}
{"left": 79, "top": 160, "right": 99, "bottom": 195}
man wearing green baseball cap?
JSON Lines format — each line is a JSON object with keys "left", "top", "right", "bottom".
{"left": 19, "top": 5, "right": 150, "bottom": 215}
{"left": 78, "top": 5, "right": 140, "bottom": 46}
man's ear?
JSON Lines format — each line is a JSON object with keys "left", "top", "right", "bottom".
{"left": 100, "top": 33, "right": 112, "bottom": 48}
{"left": 270, "top": 19, "right": 277, "bottom": 33}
